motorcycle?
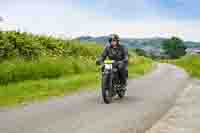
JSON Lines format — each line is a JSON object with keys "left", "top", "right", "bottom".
{"left": 100, "top": 60, "right": 126, "bottom": 104}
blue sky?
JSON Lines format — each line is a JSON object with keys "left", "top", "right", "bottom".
{"left": 0, "top": 0, "right": 200, "bottom": 41}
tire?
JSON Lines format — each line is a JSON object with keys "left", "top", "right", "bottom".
{"left": 102, "top": 74, "right": 112, "bottom": 104}
{"left": 118, "top": 90, "right": 126, "bottom": 98}
{"left": 102, "top": 88, "right": 112, "bottom": 104}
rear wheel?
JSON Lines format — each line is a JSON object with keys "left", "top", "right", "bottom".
{"left": 118, "top": 90, "right": 126, "bottom": 98}
{"left": 117, "top": 83, "right": 126, "bottom": 98}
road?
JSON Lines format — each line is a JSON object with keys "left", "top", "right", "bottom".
{"left": 147, "top": 79, "right": 200, "bottom": 133}
{"left": 0, "top": 64, "right": 189, "bottom": 133}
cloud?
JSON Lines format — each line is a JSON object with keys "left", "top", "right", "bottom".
{"left": 0, "top": 16, "right": 3, "bottom": 22}
{"left": 0, "top": 0, "right": 200, "bottom": 41}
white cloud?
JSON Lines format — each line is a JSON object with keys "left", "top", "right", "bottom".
{"left": 0, "top": 0, "right": 200, "bottom": 41}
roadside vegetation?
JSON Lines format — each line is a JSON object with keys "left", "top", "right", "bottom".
{"left": 0, "top": 31, "right": 154, "bottom": 107}
{"left": 162, "top": 37, "right": 186, "bottom": 59}
{"left": 134, "top": 36, "right": 187, "bottom": 60}
{"left": 171, "top": 55, "right": 200, "bottom": 78}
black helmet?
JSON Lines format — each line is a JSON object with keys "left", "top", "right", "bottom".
{"left": 109, "top": 34, "right": 120, "bottom": 43}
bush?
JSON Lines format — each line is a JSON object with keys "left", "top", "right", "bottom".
{"left": 162, "top": 37, "right": 186, "bottom": 59}
{"left": 134, "top": 48, "right": 147, "bottom": 57}
{"left": 0, "top": 57, "right": 97, "bottom": 84}
{"left": 0, "top": 31, "right": 103, "bottom": 61}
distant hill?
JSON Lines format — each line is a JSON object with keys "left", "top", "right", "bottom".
{"left": 184, "top": 41, "right": 200, "bottom": 48}
{"left": 76, "top": 36, "right": 200, "bottom": 50}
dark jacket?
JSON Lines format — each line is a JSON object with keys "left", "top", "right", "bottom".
{"left": 98, "top": 44, "right": 128, "bottom": 66}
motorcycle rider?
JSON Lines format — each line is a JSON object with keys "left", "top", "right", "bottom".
{"left": 96, "top": 34, "right": 128, "bottom": 89}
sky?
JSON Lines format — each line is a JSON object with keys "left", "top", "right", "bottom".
{"left": 0, "top": 0, "right": 200, "bottom": 41}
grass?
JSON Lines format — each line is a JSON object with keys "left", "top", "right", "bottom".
{"left": 128, "top": 56, "right": 155, "bottom": 78}
{"left": 0, "top": 56, "right": 96, "bottom": 84}
{"left": 0, "top": 72, "right": 99, "bottom": 106}
{"left": 172, "top": 55, "right": 200, "bottom": 78}
{"left": 0, "top": 56, "right": 154, "bottom": 107}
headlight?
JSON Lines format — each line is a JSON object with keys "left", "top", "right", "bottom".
{"left": 104, "top": 64, "right": 112, "bottom": 70}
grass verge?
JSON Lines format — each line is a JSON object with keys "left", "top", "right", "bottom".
{"left": 171, "top": 55, "right": 200, "bottom": 78}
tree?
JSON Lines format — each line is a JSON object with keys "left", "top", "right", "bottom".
{"left": 162, "top": 37, "right": 187, "bottom": 59}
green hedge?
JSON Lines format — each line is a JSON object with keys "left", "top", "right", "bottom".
{"left": 0, "top": 56, "right": 97, "bottom": 85}
{"left": 0, "top": 31, "right": 102, "bottom": 60}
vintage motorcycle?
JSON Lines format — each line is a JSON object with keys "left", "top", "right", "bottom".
{"left": 100, "top": 60, "right": 126, "bottom": 104}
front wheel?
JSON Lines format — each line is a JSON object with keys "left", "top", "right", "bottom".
{"left": 102, "top": 74, "right": 112, "bottom": 104}
{"left": 102, "top": 88, "right": 112, "bottom": 104}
